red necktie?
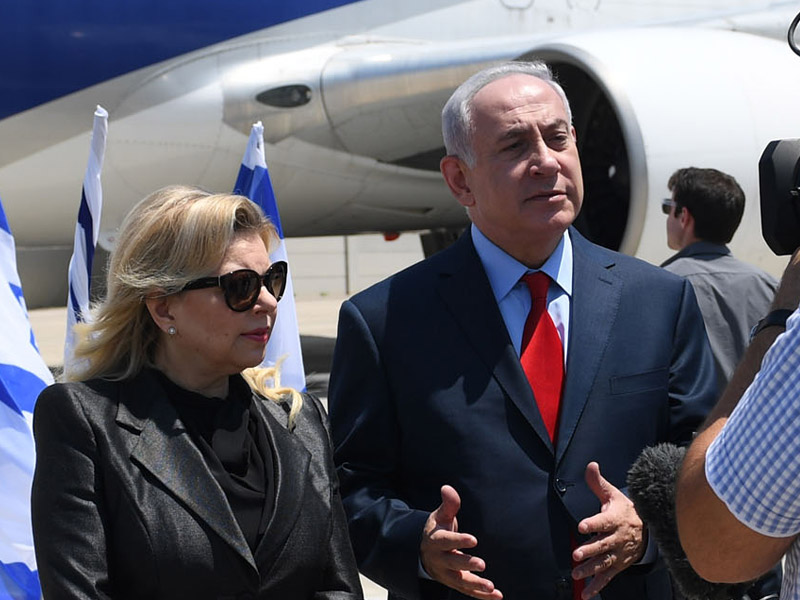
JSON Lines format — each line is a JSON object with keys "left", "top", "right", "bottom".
{"left": 519, "top": 272, "right": 564, "bottom": 442}
{"left": 521, "top": 274, "right": 582, "bottom": 600}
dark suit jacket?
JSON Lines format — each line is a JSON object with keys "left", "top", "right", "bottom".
{"left": 31, "top": 370, "right": 362, "bottom": 600}
{"left": 328, "top": 228, "right": 717, "bottom": 600}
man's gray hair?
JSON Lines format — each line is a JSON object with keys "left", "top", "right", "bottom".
{"left": 441, "top": 61, "right": 573, "bottom": 167}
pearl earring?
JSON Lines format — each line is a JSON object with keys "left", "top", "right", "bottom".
{"left": 167, "top": 326, "right": 177, "bottom": 336}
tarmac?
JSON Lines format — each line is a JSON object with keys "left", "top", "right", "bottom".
{"left": 28, "top": 296, "right": 389, "bottom": 600}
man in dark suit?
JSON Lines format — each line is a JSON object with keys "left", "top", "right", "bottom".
{"left": 328, "top": 61, "right": 717, "bottom": 600}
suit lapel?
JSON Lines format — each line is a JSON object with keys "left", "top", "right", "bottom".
{"left": 436, "top": 232, "right": 553, "bottom": 451}
{"left": 117, "top": 372, "right": 257, "bottom": 571}
{"left": 251, "top": 398, "right": 310, "bottom": 569}
{"left": 555, "top": 230, "right": 620, "bottom": 462}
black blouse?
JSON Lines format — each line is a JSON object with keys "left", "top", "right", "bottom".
{"left": 155, "top": 370, "right": 275, "bottom": 552}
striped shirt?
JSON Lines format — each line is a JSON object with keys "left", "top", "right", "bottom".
{"left": 706, "top": 307, "right": 800, "bottom": 599}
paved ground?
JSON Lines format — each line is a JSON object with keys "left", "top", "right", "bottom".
{"left": 28, "top": 297, "right": 389, "bottom": 599}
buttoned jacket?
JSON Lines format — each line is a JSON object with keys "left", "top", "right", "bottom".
{"left": 329, "top": 228, "right": 716, "bottom": 600}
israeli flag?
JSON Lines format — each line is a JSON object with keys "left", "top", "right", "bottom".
{"left": 233, "top": 122, "right": 306, "bottom": 392}
{"left": 64, "top": 106, "right": 107, "bottom": 371}
{"left": 0, "top": 195, "right": 53, "bottom": 599}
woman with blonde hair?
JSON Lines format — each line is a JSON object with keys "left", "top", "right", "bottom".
{"left": 31, "top": 186, "right": 363, "bottom": 599}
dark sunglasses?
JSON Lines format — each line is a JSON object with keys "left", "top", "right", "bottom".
{"left": 182, "top": 261, "right": 288, "bottom": 312}
{"left": 661, "top": 198, "right": 681, "bottom": 215}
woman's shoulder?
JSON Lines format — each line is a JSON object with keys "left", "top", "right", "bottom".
{"left": 35, "top": 377, "right": 130, "bottom": 423}
{"left": 48, "top": 374, "right": 129, "bottom": 396}
{"left": 254, "top": 390, "right": 325, "bottom": 426}
{"left": 298, "top": 392, "right": 327, "bottom": 424}
{"left": 254, "top": 391, "right": 333, "bottom": 452}
{"left": 38, "top": 378, "right": 113, "bottom": 402}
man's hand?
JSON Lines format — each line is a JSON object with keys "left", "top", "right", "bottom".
{"left": 571, "top": 462, "right": 646, "bottom": 599}
{"left": 420, "top": 485, "right": 502, "bottom": 600}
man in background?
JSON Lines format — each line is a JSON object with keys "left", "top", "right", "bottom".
{"left": 661, "top": 167, "right": 777, "bottom": 389}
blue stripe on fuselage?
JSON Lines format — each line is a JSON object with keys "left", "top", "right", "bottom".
{"left": 0, "top": 0, "right": 363, "bottom": 120}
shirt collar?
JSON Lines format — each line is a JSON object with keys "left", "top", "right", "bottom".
{"left": 660, "top": 241, "right": 731, "bottom": 267}
{"left": 471, "top": 223, "right": 573, "bottom": 304}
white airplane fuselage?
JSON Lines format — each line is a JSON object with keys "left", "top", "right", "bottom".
{"left": 2, "top": 0, "right": 799, "bottom": 306}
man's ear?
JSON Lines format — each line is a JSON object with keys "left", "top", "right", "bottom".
{"left": 679, "top": 206, "right": 694, "bottom": 230}
{"left": 144, "top": 293, "right": 177, "bottom": 335}
{"left": 440, "top": 155, "right": 475, "bottom": 208}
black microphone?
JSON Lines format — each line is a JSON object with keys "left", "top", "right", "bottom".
{"left": 627, "top": 443, "right": 752, "bottom": 600}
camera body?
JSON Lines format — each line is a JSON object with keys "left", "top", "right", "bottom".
{"left": 760, "top": 139, "right": 800, "bottom": 255}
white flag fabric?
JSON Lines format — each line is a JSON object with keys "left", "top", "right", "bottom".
{"left": 0, "top": 194, "right": 53, "bottom": 599}
{"left": 64, "top": 105, "right": 107, "bottom": 372}
{"left": 233, "top": 122, "right": 306, "bottom": 391}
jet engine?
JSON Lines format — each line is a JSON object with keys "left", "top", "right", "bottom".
{"left": 235, "top": 26, "right": 800, "bottom": 271}
{"left": 518, "top": 27, "right": 800, "bottom": 271}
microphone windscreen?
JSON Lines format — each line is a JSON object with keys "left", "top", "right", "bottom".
{"left": 627, "top": 443, "right": 750, "bottom": 600}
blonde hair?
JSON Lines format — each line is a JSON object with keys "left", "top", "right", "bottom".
{"left": 243, "top": 360, "right": 303, "bottom": 429}
{"left": 68, "top": 185, "right": 302, "bottom": 425}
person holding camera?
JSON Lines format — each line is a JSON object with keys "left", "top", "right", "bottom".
{"left": 675, "top": 248, "right": 800, "bottom": 600}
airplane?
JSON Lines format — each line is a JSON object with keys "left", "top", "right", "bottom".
{"left": 2, "top": 0, "right": 800, "bottom": 308}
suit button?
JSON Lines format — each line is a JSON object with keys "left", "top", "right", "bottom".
{"left": 555, "top": 576, "right": 572, "bottom": 599}
{"left": 554, "top": 478, "right": 568, "bottom": 494}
